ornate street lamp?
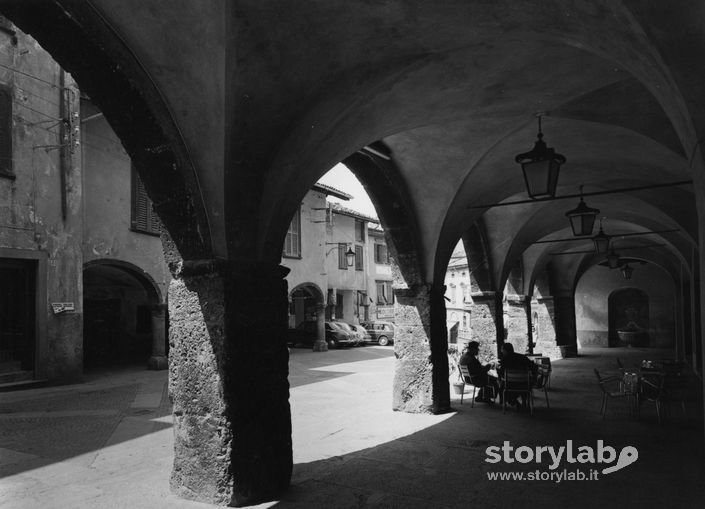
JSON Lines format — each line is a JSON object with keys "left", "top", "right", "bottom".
{"left": 621, "top": 263, "right": 634, "bottom": 280}
{"left": 515, "top": 115, "right": 566, "bottom": 199}
{"left": 565, "top": 186, "right": 600, "bottom": 236}
{"left": 344, "top": 246, "right": 355, "bottom": 267}
{"left": 592, "top": 218, "right": 610, "bottom": 254}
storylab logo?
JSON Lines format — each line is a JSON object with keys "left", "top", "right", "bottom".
{"left": 485, "top": 440, "right": 638, "bottom": 481}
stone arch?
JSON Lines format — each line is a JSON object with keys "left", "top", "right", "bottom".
{"left": 462, "top": 221, "right": 494, "bottom": 294}
{"left": 288, "top": 283, "right": 325, "bottom": 327}
{"left": 342, "top": 148, "right": 425, "bottom": 287}
{"left": 83, "top": 259, "right": 163, "bottom": 368}
{"left": 1, "top": 2, "right": 212, "bottom": 263}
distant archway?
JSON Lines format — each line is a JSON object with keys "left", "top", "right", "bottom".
{"left": 289, "top": 283, "right": 324, "bottom": 328}
{"left": 83, "top": 260, "right": 162, "bottom": 369}
{"left": 608, "top": 288, "right": 650, "bottom": 347}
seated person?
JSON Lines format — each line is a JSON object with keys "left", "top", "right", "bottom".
{"left": 497, "top": 342, "right": 538, "bottom": 406}
{"left": 459, "top": 341, "right": 499, "bottom": 402}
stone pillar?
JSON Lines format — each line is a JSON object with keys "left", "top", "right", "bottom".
{"left": 532, "top": 297, "right": 561, "bottom": 359}
{"left": 468, "top": 291, "right": 500, "bottom": 360}
{"left": 392, "top": 284, "right": 450, "bottom": 414}
{"left": 505, "top": 295, "right": 530, "bottom": 354}
{"left": 148, "top": 303, "right": 168, "bottom": 370}
{"left": 168, "top": 260, "right": 292, "bottom": 506}
{"left": 313, "top": 302, "right": 327, "bottom": 352}
{"left": 554, "top": 294, "right": 578, "bottom": 357}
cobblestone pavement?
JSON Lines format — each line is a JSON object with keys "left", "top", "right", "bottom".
{"left": 0, "top": 347, "right": 703, "bottom": 509}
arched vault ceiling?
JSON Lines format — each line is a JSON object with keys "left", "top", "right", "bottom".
{"left": 6, "top": 0, "right": 704, "bottom": 274}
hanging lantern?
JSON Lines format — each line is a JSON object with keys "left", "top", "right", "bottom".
{"left": 345, "top": 246, "right": 355, "bottom": 267}
{"left": 566, "top": 186, "right": 599, "bottom": 236}
{"left": 621, "top": 264, "right": 634, "bottom": 280}
{"left": 592, "top": 218, "right": 610, "bottom": 254}
{"left": 515, "top": 115, "right": 566, "bottom": 199}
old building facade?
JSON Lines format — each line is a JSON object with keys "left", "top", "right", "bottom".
{"left": 0, "top": 23, "right": 169, "bottom": 386}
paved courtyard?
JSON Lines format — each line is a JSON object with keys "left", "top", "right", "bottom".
{"left": 0, "top": 345, "right": 703, "bottom": 508}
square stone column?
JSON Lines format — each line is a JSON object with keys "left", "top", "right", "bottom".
{"left": 532, "top": 297, "right": 562, "bottom": 359}
{"left": 505, "top": 295, "right": 530, "bottom": 354}
{"left": 168, "top": 260, "right": 292, "bottom": 506}
{"left": 392, "top": 284, "right": 450, "bottom": 414}
{"left": 467, "top": 291, "right": 500, "bottom": 360}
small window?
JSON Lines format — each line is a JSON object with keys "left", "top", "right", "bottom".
{"left": 374, "top": 243, "right": 389, "bottom": 264}
{"left": 131, "top": 167, "right": 161, "bottom": 235}
{"left": 283, "top": 207, "right": 301, "bottom": 258}
{"left": 355, "top": 245, "right": 363, "bottom": 271}
{"left": 355, "top": 219, "right": 365, "bottom": 242}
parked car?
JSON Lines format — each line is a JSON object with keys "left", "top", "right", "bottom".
{"left": 360, "top": 321, "right": 396, "bottom": 346}
{"left": 333, "top": 321, "right": 367, "bottom": 346}
{"left": 325, "top": 321, "right": 356, "bottom": 348}
{"left": 286, "top": 321, "right": 318, "bottom": 347}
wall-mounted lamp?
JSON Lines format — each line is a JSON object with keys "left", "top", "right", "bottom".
{"left": 565, "top": 185, "right": 599, "bottom": 236}
{"left": 325, "top": 242, "right": 356, "bottom": 267}
{"left": 592, "top": 218, "right": 610, "bottom": 255}
{"left": 515, "top": 114, "right": 566, "bottom": 199}
{"left": 620, "top": 264, "right": 634, "bottom": 280}
{"left": 344, "top": 246, "right": 355, "bottom": 267}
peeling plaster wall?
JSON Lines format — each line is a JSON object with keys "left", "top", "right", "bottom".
{"left": 575, "top": 264, "right": 676, "bottom": 348}
{"left": 81, "top": 99, "right": 170, "bottom": 300}
{"left": 0, "top": 30, "right": 83, "bottom": 381}
{"left": 280, "top": 190, "right": 327, "bottom": 311}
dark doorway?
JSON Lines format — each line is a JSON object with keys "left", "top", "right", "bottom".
{"left": 83, "top": 262, "right": 159, "bottom": 370}
{"left": 608, "top": 288, "right": 649, "bottom": 347}
{"left": 0, "top": 259, "right": 36, "bottom": 377}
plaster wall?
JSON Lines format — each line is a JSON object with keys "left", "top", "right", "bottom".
{"left": 0, "top": 30, "right": 83, "bottom": 381}
{"left": 575, "top": 263, "right": 676, "bottom": 348}
{"left": 81, "top": 99, "right": 170, "bottom": 301}
{"left": 325, "top": 212, "right": 368, "bottom": 300}
{"left": 281, "top": 190, "right": 328, "bottom": 305}
{"left": 367, "top": 229, "right": 393, "bottom": 321}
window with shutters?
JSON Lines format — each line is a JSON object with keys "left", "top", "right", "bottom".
{"left": 0, "top": 86, "right": 12, "bottom": 180}
{"left": 338, "top": 242, "right": 348, "bottom": 269}
{"left": 376, "top": 280, "right": 393, "bottom": 305}
{"left": 355, "top": 219, "right": 365, "bottom": 242}
{"left": 131, "top": 166, "right": 161, "bottom": 235}
{"left": 283, "top": 207, "right": 301, "bottom": 258}
{"left": 355, "top": 244, "right": 363, "bottom": 271}
{"left": 374, "top": 243, "right": 389, "bottom": 264}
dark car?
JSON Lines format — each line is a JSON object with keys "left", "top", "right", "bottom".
{"left": 332, "top": 321, "right": 367, "bottom": 346}
{"left": 326, "top": 321, "right": 356, "bottom": 348}
{"left": 360, "top": 321, "right": 396, "bottom": 346}
{"left": 286, "top": 321, "right": 318, "bottom": 347}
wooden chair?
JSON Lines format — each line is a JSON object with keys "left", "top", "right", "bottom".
{"left": 501, "top": 369, "right": 534, "bottom": 414}
{"left": 594, "top": 368, "right": 631, "bottom": 419}
{"left": 459, "top": 365, "right": 496, "bottom": 407}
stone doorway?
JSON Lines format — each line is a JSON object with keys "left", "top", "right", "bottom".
{"left": 608, "top": 288, "right": 650, "bottom": 347}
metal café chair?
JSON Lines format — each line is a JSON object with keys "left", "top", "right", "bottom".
{"left": 459, "top": 365, "right": 496, "bottom": 407}
{"left": 594, "top": 368, "right": 633, "bottom": 419}
{"left": 502, "top": 369, "right": 534, "bottom": 415}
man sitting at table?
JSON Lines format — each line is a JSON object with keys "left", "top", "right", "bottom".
{"left": 459, "top": 341, "right": 499, "bottom": 402}
{"left": 497, "top": 342, "right": 538, "bottom": 406}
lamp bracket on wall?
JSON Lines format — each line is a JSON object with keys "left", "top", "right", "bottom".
{"left": 467, "top": 180, "right": 692, "bottom": 209}
{"left": 530, "top": 229, "right": 679, "bottom": 246}
{"left": 550, "top": 243, "right": 665, "bottom": 256}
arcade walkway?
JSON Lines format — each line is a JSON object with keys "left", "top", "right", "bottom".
{"left": 0, "top": 346, "right": 702, "bottom": 508}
